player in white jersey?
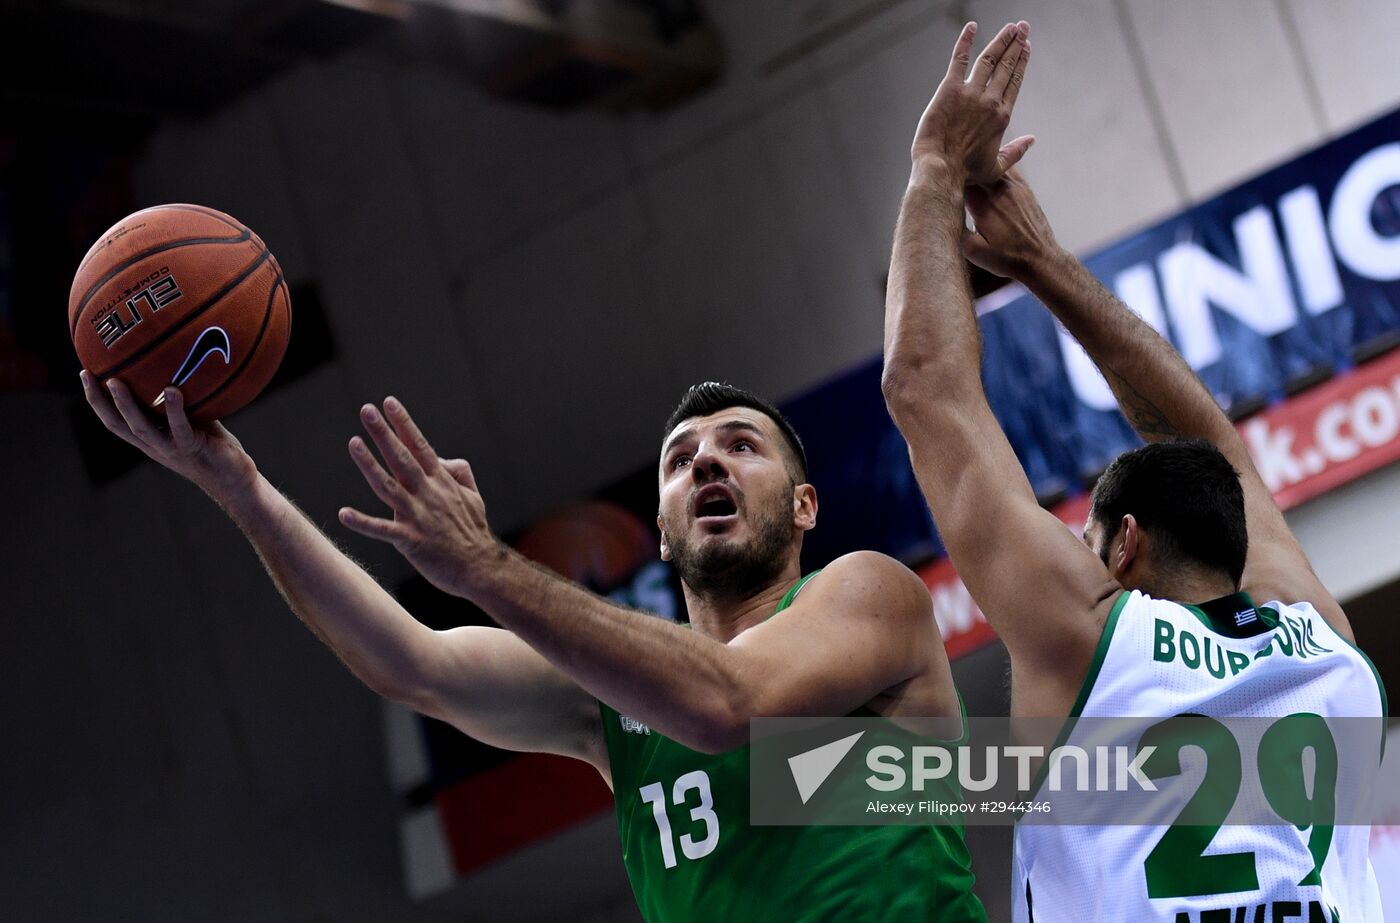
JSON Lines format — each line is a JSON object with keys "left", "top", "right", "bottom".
{"left": 1011, "top": 590, "right": 1383, "bottom": 921}
{"left": 881, "top": 21, "right": 1385, "bottom": 922}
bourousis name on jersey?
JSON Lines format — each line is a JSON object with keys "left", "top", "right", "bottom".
{"left": 1153, "top": 614, "right": 1331, "bottom": 679}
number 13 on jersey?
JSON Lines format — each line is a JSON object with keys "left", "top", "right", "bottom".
{"left": 639, "top": 770, "right": 721, "bottom": 869}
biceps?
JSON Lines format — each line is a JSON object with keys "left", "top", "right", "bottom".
{"left": 421, "top": 627, "right": 601, "bottom": 761}
{"left": 746, "top": 626, "right": 911, "bottom": 716}
{"left": 733, "top": 562, "right": 932, "bottom": 717}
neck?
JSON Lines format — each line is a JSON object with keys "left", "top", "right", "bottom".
{"left": 683, "top": 563, "right": 803, "bottom": 644}
{"left": 1135, "top": 568, "right": 1237, "bottom": 606}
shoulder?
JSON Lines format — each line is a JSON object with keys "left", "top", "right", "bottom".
{"left": 801, "top": 551, "right": 932, "bottom": 619}
{"left": 814, "top": 550, "right": 925, "bottom": 586}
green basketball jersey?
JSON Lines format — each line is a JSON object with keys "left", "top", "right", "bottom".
{"left": 600, "top": 572, "right": 987, "bottom": 922}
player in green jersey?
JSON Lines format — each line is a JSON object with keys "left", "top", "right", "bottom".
{"left": 84, "top": 373, "right": 987, "bottom": 920}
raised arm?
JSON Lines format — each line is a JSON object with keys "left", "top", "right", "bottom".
{"left": 465, "top": 548, "right": 945, "bottom": 753}
{"left": 961, "top": 169, "right": 1352, "bottom": 639}
{"left": 880, "top": 22, "right": 1120, "bottom": 718}
{"left": 333, "top": 396, "right": 943, "bottom": 753}
{"left": 81, "top": 372, "right": 604, "bottom": 772}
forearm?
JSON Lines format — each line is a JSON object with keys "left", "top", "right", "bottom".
{"left": 216, "top": 474, "right": 439, "bottom": 704}
{"left": 883, "top": 159, "right": 983, "bottom": 403}
{"left": 466, "top": 546, "right": 747, "bottom": 752}
{"left": 1019, "top": 248, "right": 1231, "bottom": 443}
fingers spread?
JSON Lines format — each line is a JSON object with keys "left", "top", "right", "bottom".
{"left": 361, "top": 402, "right": 425, "bottom": 489}
{"left": 349, "top": 435, "right": 408, "bottom": 511}
{"left": 384, "top": 396, "right": 440, "bottom": 475}
{"left": 969, "top": 22, "right": 1019, "bottom": 87}
{"left": 338, "top": 506, "right": 403, "bottom": 543}
{"left": 944, "top": 21, "right": 977, "bottom": 81}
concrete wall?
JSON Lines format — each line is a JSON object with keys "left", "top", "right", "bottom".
{"left": 6, "top": 0, "right": 1400, "bottom": 919}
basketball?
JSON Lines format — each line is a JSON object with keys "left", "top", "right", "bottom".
{"left": 69, "top": 204, "right": 291, "bottom": 423}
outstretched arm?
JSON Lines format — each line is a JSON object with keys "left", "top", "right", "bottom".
{"left": 880, "top": 22, "right": 1119, "bottom": 718}
{"left": 81, "top": 373, "right": 605, "bottom": 771}
{"left": 962, "top": 169, "right": 1352, "bottom": 639}
{"left": 336, "top": 398, "right": 936, "bottom": 753}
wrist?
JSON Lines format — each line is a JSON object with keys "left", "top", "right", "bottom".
{"left": 456, "top": 536, "right": 514, "bottom": 601}
{"left": 908, "top": 154, "right": 967, "bottom": 191}
{"left": 1017, "top": 241, "right": 1073, "bottom": 285}
{"left": 189, "top": 449, "right": 259, "bottom": 510}
{"left": 212, "top": 471, "right": 272, "bottom": 522}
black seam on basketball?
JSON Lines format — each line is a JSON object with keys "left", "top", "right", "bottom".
{"left": 282, "top": 278, "right": 292, "bottom": 341}
{"left": 187, "top": 269, "right": 285, "bottom": 414}
{"left": 93, "top": 248, "right": 273, "bottom": 380}
{"left": 70, "top": 229, "right": 254, "bottom": 336}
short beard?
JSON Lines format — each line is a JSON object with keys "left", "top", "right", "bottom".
{"left": 664, "top": 491, "right": 793, "bottom": 604}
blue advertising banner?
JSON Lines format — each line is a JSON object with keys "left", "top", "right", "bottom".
{"left": 789, "top": 107, "right": 1400, "bottom": 569}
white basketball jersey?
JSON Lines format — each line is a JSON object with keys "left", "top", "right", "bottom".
{"left": 1012, "top": 590, "right": 1386, "bottom": 923}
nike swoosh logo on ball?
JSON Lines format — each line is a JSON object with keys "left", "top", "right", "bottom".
{"left": 152, "top": 326, "right": 232, "bottom": 406}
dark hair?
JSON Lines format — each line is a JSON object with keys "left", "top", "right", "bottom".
{"left": 663, "top": 381, "right": 809, "bottom": 482}
{"left": 1089, "top": 439, "right": 1248, "bottom": 585}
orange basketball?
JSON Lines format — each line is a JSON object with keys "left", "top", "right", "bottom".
{"left": 69, "top": 204, "right": 291, "bottom": 423}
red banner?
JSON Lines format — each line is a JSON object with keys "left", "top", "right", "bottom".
{"left": 920, "top": 348, "right": 1400, "bottom": 661}
{"left": 1241, "top": 347, "right": 1400, "bottom": 511}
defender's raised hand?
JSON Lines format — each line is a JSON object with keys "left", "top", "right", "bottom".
{"left": 911, "top": 21, "right": 1033, "bottom": 185}
{"left": 963, "top": 166, "right": 1062, "bottom": 280}
{"left": 339, "top": 397, "right": 499, "bottom": 598}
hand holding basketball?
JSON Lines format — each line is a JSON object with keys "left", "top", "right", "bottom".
{"left": 338, "top": 398, "right": 500, "bottom": 598}
{"left": 911, "top": 21, "right": 1034, "bottom": 185}
{"left": 70, "top": 204, "right": 291, "bottom": 424}
{"left": 81, "top": 371, "right": 259, "bottom": 500}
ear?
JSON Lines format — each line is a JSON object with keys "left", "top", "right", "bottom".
{"left": 657, "top": 514, "right": 672, "bottom": 562}
{"left": 793, "top": 483, "right": 818, "bottom": 532}
{"left": 1114, "top": 514, "right": 1139, "bottom": 575}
